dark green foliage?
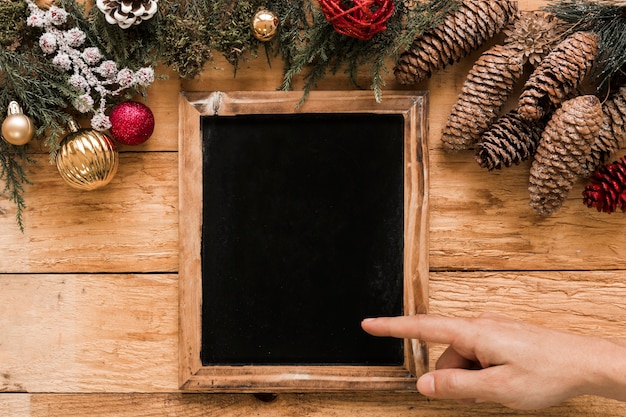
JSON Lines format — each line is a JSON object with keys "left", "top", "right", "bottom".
{"left": 0, "top": 141, "right": 32, "bottom": 233}
{"left": 0, "top": 34, "right": 76, "bottom": 230}
{"left": 544, "top": 1, "right": 626, "bottom": 92}
{"left": 0, "top": 0, "right": 459, "bottom": 230}
{"left": 276, "top": 0, "right": 459, "bottom": 104}
{"left": 87, "top": 4, "right": 162, "bottom": 68}
{"left": 207, "top": 0, "right": 264, "bottom": 70}
{"left": 0, "top": 0, "right": 28, "bottom": 48}
{"left": 157, "top": 1, "right": 213, "bottom": 79}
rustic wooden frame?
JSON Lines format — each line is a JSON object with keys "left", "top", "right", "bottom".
{"left": 178, "top": 90, "right": 429, "bottom": 392}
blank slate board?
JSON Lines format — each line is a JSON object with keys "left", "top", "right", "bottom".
{"left": 200, "top": 113, "right": 404, "bottom": 366}
{"left": 178, "top": 91, "right": 429, "bottom": 392}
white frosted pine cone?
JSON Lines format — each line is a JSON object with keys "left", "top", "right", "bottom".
{"left": 96, "top": 0, "right": 158, "bottom": 29}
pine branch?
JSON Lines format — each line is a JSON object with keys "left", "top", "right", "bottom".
{"left": 544, "top": 1, "right": 626, "bottom": 92}
{"left": 157, "top": 0, "right": 213, "bottom": 79}
{"left": 277, "top": 0, "right": 459, "bottom": 102}
{"left": 0, "top": 48, "right": 75, "bottom": 158}
{"left": 0, "top": 140, "right": 33, "bottom": 232}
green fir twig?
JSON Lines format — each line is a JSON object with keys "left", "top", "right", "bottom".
{"left": 157, "top": 0, "right": 213, "bottom": 79}
{"left": 544, "top": 0, "right": 626, "bottom": 92}
{"left": 0, "top": 141, "right": 33, "bottom": 232}
{"left": 277, "top": 0, "right": 460, "bottom": 105}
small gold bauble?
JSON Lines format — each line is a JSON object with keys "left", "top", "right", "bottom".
{"left": 56, "top": 121, "right": 119, "bottom": 191}
{"left": 2, "top": 101, "right": 35, "bottom": 146}
{"left": 252, "top": 9, "right": 279, "bottom": 41}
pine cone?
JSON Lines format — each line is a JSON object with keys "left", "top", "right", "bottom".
{"left": 503, "top": 11, "right": 567, "bottom": 67}
{"left": 475, "top": 109, "right": 546, "bottom": 170}
{"left": 394, "top": 0, "right": 518, "bottom": 85}
{"left": 518, "top": 31, "right": 599, "bottom": 121}
{"left": 529, "top": 95, "right": 602, "bottom": 216}
{"left": 583, "top": 156, "right": 626, "bottom": 213}
{"left": 96, "top": 0, "right": 158, "bottom": 29}
{"left": 442, "top": 44, "right": 524, "bottom": 151}
{"left": 583, "top": 86, "right": 626, "bottom": 176}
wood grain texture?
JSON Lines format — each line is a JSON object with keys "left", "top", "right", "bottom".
{"left": 0, "top": 153, "right": 178, "bottom": 273}
{"left": 428, "top": 151, "right": 626, "bottom": 271}
{"left": 1, "top": 0, "right": 624, "bottom": 414}
{"left": 0, "top": 274, "right": 178, "bottom": 392}
{"left": 2, "top": 393, "right": 625, "bottom": 416}
{"left": 428, "top": 271, "right": 626, "bottom": 370}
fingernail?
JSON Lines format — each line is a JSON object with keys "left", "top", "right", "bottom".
{"left": 417, "top": 373, "right": 435, "bottom": 396}
{"left": 362, "top": 318, "right": 376, "bottom": 323}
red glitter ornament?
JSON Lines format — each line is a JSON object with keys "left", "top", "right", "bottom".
{"left": 109, "top": 101, "right": 155, "bottom": 146}
{"left": 319, "top": 0, "right": 394, "bottom": 41}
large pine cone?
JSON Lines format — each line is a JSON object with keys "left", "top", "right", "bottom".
{"left": 529, "top": 95, "right": 602, "bottom": 216}
{"left": 394, "top": 0, "right": 518, "bottom": 85}
{"left": 442, "top": 44, "right": 524, "bottom": 151}
{"left": 96, "top": 0, "right": 158, "bottom": 29}
{"left": 475, "top": 109, "right": 546, "bottom": 170}
{"left": 518, "top": 31, "right": 599, "bottom": 121}
{"left": 583, "top": 86, "right": 626, "bottom": 176}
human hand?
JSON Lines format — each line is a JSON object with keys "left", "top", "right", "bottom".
{"left": 362, "top": 313, "right": 626, "bottom": 409}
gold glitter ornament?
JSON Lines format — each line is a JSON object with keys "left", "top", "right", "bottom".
{"left": 252, "top": 9, "right": 278, "bottom": 41}
{"left": 2, "top": 101, "right": 35, "bottom": 146}
{"left": 56, "top": 121, "right": 119, "bottom": 191}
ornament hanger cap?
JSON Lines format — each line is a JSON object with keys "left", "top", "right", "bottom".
{"left": 7, "top": 101, "right": 22, "bottom": 116}
{"left": 67, "top": 120, "right": 81, "bottom": 133}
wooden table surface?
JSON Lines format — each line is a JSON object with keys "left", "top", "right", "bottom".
{"left": 3, "top": 0, "right": 626, "bottom": 415}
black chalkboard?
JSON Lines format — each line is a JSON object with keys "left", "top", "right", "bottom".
{"left": 200, "top": 113, "right": 404, "bottom": 366}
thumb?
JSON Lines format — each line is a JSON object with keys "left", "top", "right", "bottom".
{"left": 417, "top": 369, "right": 491, "bottom": 401}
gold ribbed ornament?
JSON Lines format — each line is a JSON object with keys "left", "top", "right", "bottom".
{"left": 56, "top": 121, "right": 119, "bottom": 190}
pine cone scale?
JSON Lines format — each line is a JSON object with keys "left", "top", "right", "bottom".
{"left": 518, "top": 31, "right": 599, "bottom": 121}
{"left": 394, "top": 0, "right": 518, "bottom": 85}
{"left": 529, "top": 95, "right": 602, "bottom": 215}
{"left": 442, "top": 44, "right": 524, "bottom": 151}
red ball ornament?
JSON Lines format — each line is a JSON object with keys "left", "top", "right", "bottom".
{"left": 109, "top": 101, "right": 155, "bottom": 146}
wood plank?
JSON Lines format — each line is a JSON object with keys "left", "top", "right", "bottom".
{"left": 0, "top": 393, "right": 617, "bottom": 416}
{"left": 0, "top": 274, "right": 178, "bottom": 393}
{"left": 0, "top": 153, "right": 178, "bottom": 273}
{"left": 428, "top": 152, "right": 626, "bottom": 271}
{"left": 2, "top": 271, "right": 625, "bottom": 394}
{"left": 0, "top": 394, "right": 30, "bottom": 416}
{"left": 429, "top": 271, "right": 626, "bottom": 369}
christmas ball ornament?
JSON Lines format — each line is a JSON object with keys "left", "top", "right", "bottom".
{"left": 109, "top": 100, "right": 155, "bottom": 146}
{"left": 252, "top": 9, "right": 279, "bottom": 41}
{"left": 56, "top": 121, "right": 119, "bottom": 191}
{"left": 2, "top": 101, "right": 35, "bottom": 146}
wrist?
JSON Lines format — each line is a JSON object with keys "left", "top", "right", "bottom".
{"left": 582, "top": 337, "right": 626, "bottom": 401}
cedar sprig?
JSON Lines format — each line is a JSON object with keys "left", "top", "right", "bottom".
{"left": 0, "top": 45, "right": 74, "bottom": 154}
{"left": 0, "top": 20, "right": 75, "bottom": 230}
{"left": 0, "top": 0, "right": 28, "bottom": 49}
{"left": 278, "top": 0, "right": 459, "bottom": 105}
{"left": 206, "top": 0, "right": 267, "bottom": 72}
{"left": 544, "top": 1, "right": 626, "bottom": 92}
{"left": 157, "top": 0, "right": 213, "bottom": 79}
{"left": 86, "top": 1, "right": 162, "bottom": 69}
{"left": 0, "top": 140, "right": 33, "bottom": 233}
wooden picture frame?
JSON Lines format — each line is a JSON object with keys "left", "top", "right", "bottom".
{"left": 179, "top": 91, "right": 429, "bottom": 392}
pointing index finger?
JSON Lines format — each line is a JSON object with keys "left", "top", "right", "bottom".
{"left": 361, "top": 315, "right": 470, "bottom": 345}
